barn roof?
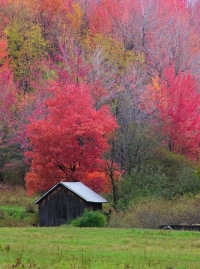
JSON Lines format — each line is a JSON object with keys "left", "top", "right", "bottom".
{"left": 34, "top": 182, "right": 107, "bottom": 204}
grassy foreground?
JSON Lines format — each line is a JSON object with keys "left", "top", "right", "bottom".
{"left": 0, "top": 227, "right": 200, "bottom": 269}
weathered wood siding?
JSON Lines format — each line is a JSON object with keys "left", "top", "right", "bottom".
{"left": 37, "top": 184, "right": 102, "bottom": 226}
{"left": 88, "top": 202, "right": 102, "bottom": 211}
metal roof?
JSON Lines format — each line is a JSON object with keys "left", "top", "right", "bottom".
{"left": 35, "top": 182, "right": 107, "bottom": 204}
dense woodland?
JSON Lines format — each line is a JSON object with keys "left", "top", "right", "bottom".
{"left": 1, "top": 0, "right": 200, "bottom": 211}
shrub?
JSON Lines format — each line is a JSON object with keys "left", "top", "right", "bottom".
{"left": 29, "top": 211, "right": 39, "bottom": 226}
{"left": 70, "top": 210, "right": 107, "bottom": 227}
{"left": 26, "top": 203, "right": 36, "bottom": 214}
{"left": 109, "top": 195, "right": 200, "bottom": 229}
{"left": 116, "top": 167, "right": 168, "bottom": 210}
{"left": 116, "top": 155, "right": 199, "bottom": 211}
{"left": 0, "top": 209, "right": 5, "bottom": 220}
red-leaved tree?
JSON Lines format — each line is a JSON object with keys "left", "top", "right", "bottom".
{"left": 25, "top": 82, "right": 118, "bottom": 195}
{"left": 143, "top": 67, "right": 200, "bottom": 160}
{"left": 0, "top": 38, "right": 18, "bottom": 147}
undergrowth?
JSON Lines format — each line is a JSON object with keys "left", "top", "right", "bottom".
{"left": 109, "top": 195, "right": 200, "bottom": 229}
{"left": 70, "top": 209, "right": 107, "bottom": 227}
{"left": 0, "top": 184, "right": 200, "bottom": 229}
{"left": 0, "top": 185, "right": 38, "bottom": 227}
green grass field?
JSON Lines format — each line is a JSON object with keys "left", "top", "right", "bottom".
{"left": 0, "top": 227, "right": 200, "bottom": 269}
{"left": 0, "top": 187, "right": 199, "bottom": 268}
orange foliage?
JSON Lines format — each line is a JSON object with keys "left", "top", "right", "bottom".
{"left": 83, "top": 171, "right": 111, "bottom": 193}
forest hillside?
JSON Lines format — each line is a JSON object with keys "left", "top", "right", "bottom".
{"left": 1, "top": 0, "right": 200, "bottom": 212}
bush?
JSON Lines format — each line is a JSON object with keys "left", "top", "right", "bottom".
{"left": 0, "top": 209, "right": 5, "bottom": 220}
{"left": 26, "top": 203, "right": 36, "bottom": 214}
{"left": 109, "top": 195, "right": 200, "bottom": 229}
{"left": 29, "top": 211, "right": 39, "bottom": 226}
{"left": 116, "top": 167, "right": 168, "bottom": 210}
{"left": 70, "top": 210, "right": 107, "bottom": 227}
{"left": 116, "top": 153, "right": 200, "bottom": 211}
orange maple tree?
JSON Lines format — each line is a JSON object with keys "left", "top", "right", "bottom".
{"left": 25, "top": 82, "right": 118, "bottom": 195}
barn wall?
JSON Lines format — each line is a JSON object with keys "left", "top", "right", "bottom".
{"left": 87, "top": 202, "right": 102, "bottom": 211}
{"left": 38, "top": 185, "right": 88, "bottom": 226}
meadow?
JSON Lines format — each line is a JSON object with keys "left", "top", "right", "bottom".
{"left": 0, "top": 227, "right": 200, "bottom": 269}
{"left": 0, "top": 186, "right": 200, "bottom": 268}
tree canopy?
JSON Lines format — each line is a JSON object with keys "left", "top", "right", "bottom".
{"left": 1, "top": 0, "right": 200, "bottom": 198}
{"left": 25, "top": 83, "right": 118, "bottom": 194}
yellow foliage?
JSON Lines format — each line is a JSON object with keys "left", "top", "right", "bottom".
{"left": 83, "top": 34, "right": 144, "bottom": 74}
{"left": 4, "top": 16, "right": 46, "bottom": 91}
{"left": 67, "top": 3, "right": 83, "bottom": 34}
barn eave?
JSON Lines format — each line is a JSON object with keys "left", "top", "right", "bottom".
{"left": 34, "top": 182, "right": 107, "bottom": 204}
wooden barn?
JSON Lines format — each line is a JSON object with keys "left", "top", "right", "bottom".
{"left": 34, "top": 182, "right": 107, "bottom": 227}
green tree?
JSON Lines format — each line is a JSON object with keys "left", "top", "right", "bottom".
{"left": 5, "top": 17, "right": 46, "bottom": 92}
{"left": 116, "top": 149, "right": 199, "bottom": 210}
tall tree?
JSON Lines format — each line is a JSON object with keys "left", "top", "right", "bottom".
{"left": 5, "top": 11, "right": 47, "bottom": 92}
{"left": 0, "top": 37, "right": 23, "bottom": 183}
{"left": 25, "top": 82, "right": 118, "bottom": 195}
{"left": 142, "top": 67, "right": 200, "bottom": 160}
{"left": 0, "top": 38, "right": 16, "bottom": 146}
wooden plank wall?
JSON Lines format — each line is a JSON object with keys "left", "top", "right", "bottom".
{"left": 38, "top": 185, "right": 87, "bottom": 226}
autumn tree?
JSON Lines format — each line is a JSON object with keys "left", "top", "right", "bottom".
{"left": 0, "top": 37, "right": 24, "bottom": 183}
{"left": 4, "top": 4, "right": 47, "bottom": 92}
{"left": 86, "top": 0, "right": 200, "bottom": 79}
{"left": 25, "top": 83, "right": 118, "bottom": 195}
{"left": 142, "top": 67, "right": 200, "bottom": 160}
{"left": 1, "top": 0, "right": 200, "bottom": 194}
